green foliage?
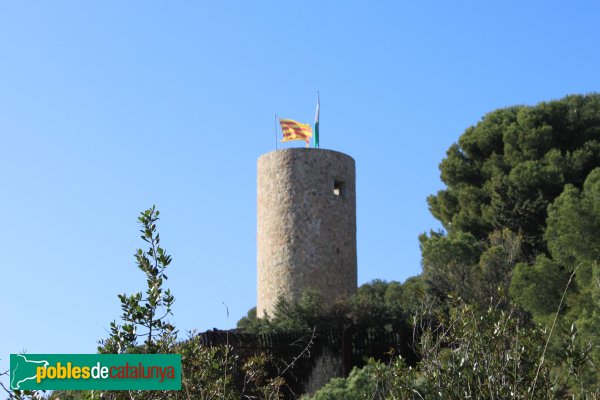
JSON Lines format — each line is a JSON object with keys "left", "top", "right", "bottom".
{"left": 176, "top": 338, "right": 286, "bottom": 400}
{"left": 408, "top": 302, "right": 555, "bottom": 399}
{"left": 47, "top": 391, "right": 94, "bottom": 400}
{"left": 4, "top": 388, "right": 48, "bottom": 400}
{"left": 175, "top": 334, "right": 238, "bottom": 400}
{"left": 99, "top": 206, "right": 176, "bottom": 355}
{"left": 546, "top": 170, "right": 600, "bottom": 354}
{"left": 421, "top": 228, "right": 521, "bottom": 307}
{"left": 512, "top": 168, "right": 600, "bottom": 383}
{"left": 427, "top": 93, "right": 600, "bottom": 260}
{"left": 423, "top": 94, "right": 600, "bottom": 392}
{"left": 236, "top": 306, "right": 258, "bottom": 330}
{"left": 237, "top": 290, "right": 339, "bottom": 333}
{"left": 303, "top": 364, "right": 379, "bottom": 400}
{"left": 237, "top": 279, "right": 426, "bottom": 335}
{"left": 420, "top": 230, "right": 482, "bottom": 303}
{"left": 92, "top": 207, "right": 284, "bottom": 400}
{"left": 49, "top": 336, "right": 283, "bottom": 400}
{"left": 271, "top": 290, "right": 333, "bottom": 332}
{"left": 351, "top": 280, "right": 402, "bottom": 323}
{"left": 510, "top": 255, "right": 567, "bottom": 317}
{"left": 308, "top": 299, "right": 600, "bottom": 399}
{"left": 240, "top": 353, "right": 285, "bottom": 400}
{"left": 394, "top": 275, "right": 427, "bottom": 315}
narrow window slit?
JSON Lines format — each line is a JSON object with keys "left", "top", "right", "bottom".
{"left": 333, "top": 179, "right": 345, "bottom": 197}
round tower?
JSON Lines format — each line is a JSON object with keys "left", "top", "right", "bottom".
{"left": 257, "top": 148, "right": 357, "bottom": 317}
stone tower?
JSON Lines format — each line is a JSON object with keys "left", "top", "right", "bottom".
{"left": 257, "top": 148, "right": 357, "bottom": 317}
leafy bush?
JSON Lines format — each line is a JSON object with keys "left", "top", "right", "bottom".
{"left": 308, "top": 298, "right": 600, "bottom": 399}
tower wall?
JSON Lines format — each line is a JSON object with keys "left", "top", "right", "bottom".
{"left": 257, "top": 148, "right": 357, "bottom": 317}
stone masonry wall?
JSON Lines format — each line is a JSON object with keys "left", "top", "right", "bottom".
{"left": 257, "top": 148, "right": 357, "bottom": 317}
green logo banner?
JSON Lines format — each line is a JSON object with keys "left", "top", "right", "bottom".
{"left": 10, "top": 354, "right": 181, "bottom": 391}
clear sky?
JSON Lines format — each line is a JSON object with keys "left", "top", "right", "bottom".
{"left": 2, "top": 0, "right": 600, "bottom": 384}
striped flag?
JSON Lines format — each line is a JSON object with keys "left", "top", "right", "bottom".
{"left": 279, "top": 118, "right": 313, "bottom": 146}
{"left": 314, "top": 93, "right": 320, "bottom": 148}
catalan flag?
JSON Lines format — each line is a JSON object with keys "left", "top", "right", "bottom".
{"left": 279, "top": 118, "right": 313, "bottom": 146}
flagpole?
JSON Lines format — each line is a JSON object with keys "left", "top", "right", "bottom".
{"left": 314, "top": 91, "right": 320, "bottom": 149}
{"left": 274, "top": 113, "right": 278, "bottom": 150}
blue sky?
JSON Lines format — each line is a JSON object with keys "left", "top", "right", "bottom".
{"left": 2, "top": 0, "right": 600, "bottom": 385}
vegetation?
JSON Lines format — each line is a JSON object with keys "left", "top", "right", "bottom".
{"left": 93, "top": 207, "right": 284, "bottom": 400}
{"left": 420, "top": 94, "right": 600, "bottom": 389}
{"left": 3, "top": 207, "right": 283, "bottom": 400}
{"left": 307, "top": 297, "right": 600, "bottom": 399}
{"left": 426, "top": 94, "right": 600, "bottom": 257}
{"left": 422, "top": 94, "right": 600, "bottom": 307}
{"left": 98, "top": 206, "right": 177, "bottom": 356}
{"left": 5, "top": 94, "right": 600, "bottom": 399}
{"left": 237, "top": 278, "right": 424, "bottom": 336}
{"left": 306, "top": 93, "right": 600, "bottom": 398}
{"left": 301, "top": 363, "right": 379, "bottom": 400}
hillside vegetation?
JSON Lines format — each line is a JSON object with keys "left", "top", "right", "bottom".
{"left": 6, "top": 94, "right": 600, "bottom": 399}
